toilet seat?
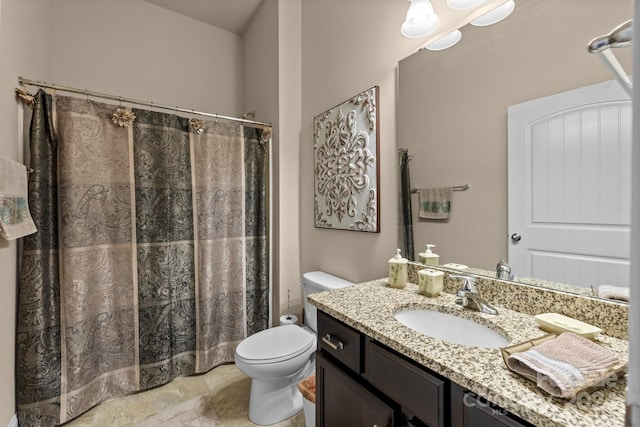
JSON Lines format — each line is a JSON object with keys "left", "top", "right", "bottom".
{"left": 236, "top": 325, "right": 315, "bottom": 365}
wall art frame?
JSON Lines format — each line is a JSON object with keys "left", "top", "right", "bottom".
{"left": 313, "top": 85, "right": 380, "bottom": 232}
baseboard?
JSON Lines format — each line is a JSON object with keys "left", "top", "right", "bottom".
{"left": 8, "top": 414, "right": 17, "bottom": 427}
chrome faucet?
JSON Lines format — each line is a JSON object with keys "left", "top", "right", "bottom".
{"left": 496, "top": 259, "right": 512, "bottom": 280}
{"left": 451, "top": 274, "right": 498, "bottom": 315}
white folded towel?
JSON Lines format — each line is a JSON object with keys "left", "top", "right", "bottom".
{"left": 597, "top": 285, "right": 630, "bottom": 302}
{"left": 418, "top": 187, "right": 452, "bottom": 219}
{"left": 0, "top": 156, "right": 37, "bottom": 240}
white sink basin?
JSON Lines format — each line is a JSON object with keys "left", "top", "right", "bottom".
{"left": 394, "top": 309, "right": 509, "bottom": 348}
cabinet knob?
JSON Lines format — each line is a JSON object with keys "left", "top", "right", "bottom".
{"left": 321, "top": 334, "right": 344, "bottom": 350}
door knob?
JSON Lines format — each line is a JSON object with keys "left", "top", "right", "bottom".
{"left": 511, "top": 233, "right": 521, "bottom": 242}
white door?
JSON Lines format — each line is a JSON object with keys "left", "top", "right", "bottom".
{"left": 508, "top": 80, "right": 631, "bottom": 288}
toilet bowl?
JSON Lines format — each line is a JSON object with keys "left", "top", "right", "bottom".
{"left": 235, "top": 325, "right": 316, "bottom": 425}
{"left": 234, "top": 271, "right": 353, "bottom": 426}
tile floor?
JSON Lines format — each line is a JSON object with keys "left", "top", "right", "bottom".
{"left": 63, "top": 364, "right": 306, "bottom": 427}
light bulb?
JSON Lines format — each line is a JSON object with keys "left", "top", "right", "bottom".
{"left": 424, "top": 30, "right": 462, "bottom": 51}
{"left": 401, "top": 0, "right": 439, "bottom": 38}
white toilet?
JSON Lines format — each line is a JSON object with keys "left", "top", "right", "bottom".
{"left": 234, "top": 271, "right": 353, "bottom": 425}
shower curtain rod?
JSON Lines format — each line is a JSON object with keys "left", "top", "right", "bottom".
{"left": 18, "top": 77, "right": 272, "bottom": 128}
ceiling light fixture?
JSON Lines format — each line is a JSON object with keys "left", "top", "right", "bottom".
{"left": 470, "top": 0, "right": 515, "bottom": 26}
{"left": 404, "top": 0, "right": 516, "bottom": 50}
{"left": 424, "top": 30, "right": 462, "bottom": 51}
{"left": 401, "top": 0, "right": 439, "bottom": 38}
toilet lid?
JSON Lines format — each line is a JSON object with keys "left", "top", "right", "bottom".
{"left": 236, "top": 325, "right": 315, "bottom": 364}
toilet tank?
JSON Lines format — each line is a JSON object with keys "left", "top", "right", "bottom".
{"left": 301, "top": 271, "right": 353, "bottom": 333}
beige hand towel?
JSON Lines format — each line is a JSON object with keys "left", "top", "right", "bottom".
{"left": 506, "top": 332, "right": 622, "bottom": 398}
{"left": 419, "top": 187, "right": 452, "bottom": 219}
{"left": 0, "top": 156, "right": 37, "bottom": 240}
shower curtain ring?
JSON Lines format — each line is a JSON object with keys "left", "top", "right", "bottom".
{"left": 85, "top": 90, "right": 90, "bottom": 103}
{"left": 148, "top": 101, "right": 153, "bottom": 112}
{"left": 174, "top": 106, "right": 179, "bottom": 116}
{"left": 118, "top": 96, "right": 123, "bottom": 107}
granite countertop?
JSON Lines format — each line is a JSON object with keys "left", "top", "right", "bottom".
{"left": 308, "top": 278, "right": 628, "bottom": 427}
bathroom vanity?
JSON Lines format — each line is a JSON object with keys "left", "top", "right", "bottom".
{"left": 309, "top": 278, "right": 628, "bottom": 427}
{"left": 317, "top": 310, "right": 531, "bottom": 426}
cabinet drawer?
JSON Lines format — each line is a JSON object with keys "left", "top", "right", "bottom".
{"left": 317, "top": 310, "right": 363, "bottom": 373}
{"left": 366, "top": 340, "right": 446, "bottom": 427}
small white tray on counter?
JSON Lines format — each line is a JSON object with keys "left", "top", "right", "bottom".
{"left": 533, "top": 313, "right": 602, "bottom": 339}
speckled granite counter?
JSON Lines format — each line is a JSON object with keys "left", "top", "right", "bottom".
{"left": 407, "top": 262, "right": 629, "bottom": 340}
{"left": 309, "top": 279, "right": 628, "bottom": 427}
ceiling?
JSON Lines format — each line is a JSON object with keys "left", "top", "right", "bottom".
{"left": 144, "top": 0, "right": 264, "bottom": 35}
{"left": 144, "top": 0, "right": 511, "bottom": 45}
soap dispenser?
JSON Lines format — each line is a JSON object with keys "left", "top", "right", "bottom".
{"left": 388, "top": 248, "right": 408, "bottom": 289}
{"left": 418, "top": 244, "right": 439, "bottom": 266}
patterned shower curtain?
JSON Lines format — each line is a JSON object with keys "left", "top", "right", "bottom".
{"left": 16, "top": 90, "right": 269, "bottom": 427}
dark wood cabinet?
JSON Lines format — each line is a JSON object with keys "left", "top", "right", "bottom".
{"left": 317, "top": 352, "right": 398, "bottom": 427}
{"left": 451, "top": 384, "right": 534, "bottom": 427}
{"left": 317, "top": 309, "right": 363, "bottom": 373}
{"left": 365, "top": 339, "right": 447, "bottom": 427}
{"left": 316, "top": 310, "right": 533, "bottom": 427}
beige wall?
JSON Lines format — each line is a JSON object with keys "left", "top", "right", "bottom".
{"left": 243, "top": 0, "right": 304, "bottom": 324}
{"left": 300, "top": 0, "right": 424, "bottom": 284}
{"left": 399, "top": 0, "right": 633, "bottom": 271}
{"left": 0, "top": 0, "right": 52, "bottom": 423}
{"left": 50, "top": 0, "right": 243, "bottom": 115}
{"left": 275, "top": 0, "right": 302, "bottom": 319}
{"left": 243, "top": 0, "right": 281, "bottom": 323}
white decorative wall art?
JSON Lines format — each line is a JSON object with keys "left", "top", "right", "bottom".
{"left": 313, "top": 86, "right": 379, "bottom": 232}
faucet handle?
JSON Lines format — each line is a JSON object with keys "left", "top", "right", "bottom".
{"left": 450, "top": 274, "right": 477, "bottom": 293}
{"left": 496, "top": 259, "right": 512, "bottom": 280}
{"left": 455, "top": 290, "right": 468, "bottom": 306}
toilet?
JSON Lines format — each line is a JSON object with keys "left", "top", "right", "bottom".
{"left": 234, "top": 271, "right": 353, "bottom": 425}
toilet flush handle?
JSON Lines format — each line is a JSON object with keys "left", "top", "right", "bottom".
{"left": 322, "top": 334, "right": 344, "bottom": 350}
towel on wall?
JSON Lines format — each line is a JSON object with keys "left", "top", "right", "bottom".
{"left": 506, "top": 332, "right": 622, "bottom": 398}
{"left": 419, "top": 187, "right": 452, "bottom": 219}
{"left": 0, "top": 156, "right": 37, "bottom": 240}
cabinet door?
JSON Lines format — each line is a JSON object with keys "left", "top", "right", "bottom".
{"left": 317, "top": 352, "right": 397, "bottom": 427}
{"left": 451, "top": 384, "right": 533, "bottom": 427}
{"left": 366, "top": 340, "right": 446, "bottom": 427}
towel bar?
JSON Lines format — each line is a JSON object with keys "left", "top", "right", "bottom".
{"left": 411, "top": 184, "right": 469, "bottom": 193}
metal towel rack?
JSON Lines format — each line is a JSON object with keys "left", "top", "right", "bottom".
{"left": 411, "top": 184, "right": 470, "bottom": 193}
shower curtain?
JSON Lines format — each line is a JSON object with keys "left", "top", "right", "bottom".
{"left": 16, "top": 90, "right": 269, "bottom": 427}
